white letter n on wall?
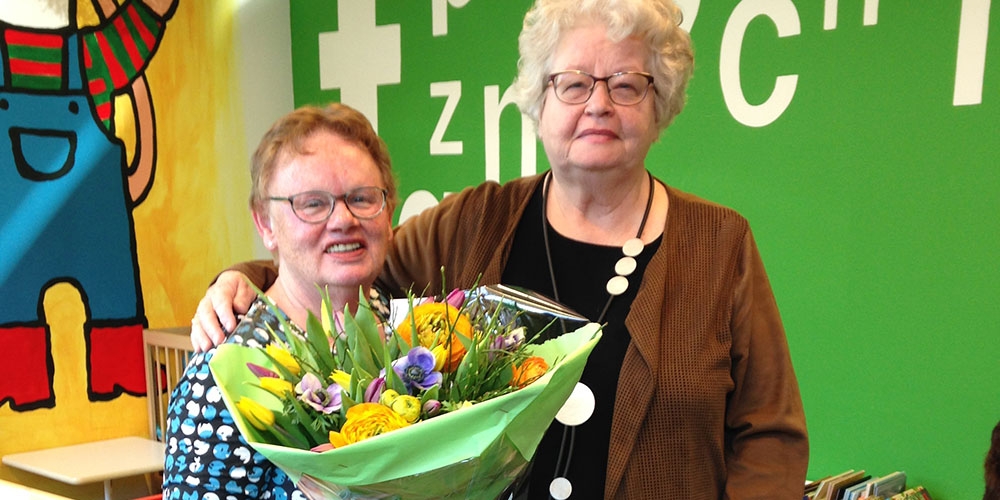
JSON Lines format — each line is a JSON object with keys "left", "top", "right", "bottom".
{"left": 484, "top": 85, "right": 536, "bottom": 182}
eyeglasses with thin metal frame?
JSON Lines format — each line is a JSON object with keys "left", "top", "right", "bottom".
{"left": 547, "top": 70, "right": 655, "bottom": 106}
{"left": 268, "top": 187, "right": 387, "bottom": 223}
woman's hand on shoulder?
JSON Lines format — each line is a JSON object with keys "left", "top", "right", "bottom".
{"left": 190, "top": 270, "right": 257, "bottom": 351}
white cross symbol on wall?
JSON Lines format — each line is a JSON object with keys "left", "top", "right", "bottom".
{"left": 318, "top": 0, "right": 401, "bottom": 132}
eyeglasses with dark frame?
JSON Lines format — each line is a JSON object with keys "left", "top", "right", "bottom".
{"left": 268, "top": 187, "right": 387, "bottom": 223}
{"left": 547, "top": 70, "right": 655, "bottom": 106}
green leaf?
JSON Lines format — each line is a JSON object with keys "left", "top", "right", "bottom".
{"left": 354, "top": 289, "right": 385, "bottom": 353}
{"left": 303, "top": 311, "right": 336, "bottom": 376}
{"left": 384, "top": 356, "right": 408, "bottom": 395}
{"left": 267, "top": 413, "right": 310, "bottom": 449}
{"left": 420, "top": 385, "right": 440, "bottom": 405}
{"left": 343, "top": 313, "right": 377, "bottom": 376}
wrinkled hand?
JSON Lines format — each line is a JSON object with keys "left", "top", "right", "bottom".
{"left": 190, "top": 270, "right": 257, "bottom": 352}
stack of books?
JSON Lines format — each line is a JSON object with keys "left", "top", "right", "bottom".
{"left": 803, "top": 470, "right": 932, "bottom": 500}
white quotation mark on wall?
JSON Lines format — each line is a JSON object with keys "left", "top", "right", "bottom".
{"left": 823, "top": 0, "right": 880, "bottom": 29}
{"left": 822, "top": 0, "right": 991, "bottom": 106}
{"left": 954, "top": 0, "right": 990, "bottom": 106}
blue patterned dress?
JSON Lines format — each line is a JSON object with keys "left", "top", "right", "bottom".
{"left": 162, "top": 291, "right": 389, "bottom": 500}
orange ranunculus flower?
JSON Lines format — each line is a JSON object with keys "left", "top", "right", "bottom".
{"left": 395, "top": 303, "right": 473, "bottom": 372}
{"left": 327, "top": 430, "right": 348, "bottom": 449}
{"left": 333, "top": 402, "right": 410, "bottom": 447}
{"left": 510, "top": 356, "right": 549, "bottom": 388}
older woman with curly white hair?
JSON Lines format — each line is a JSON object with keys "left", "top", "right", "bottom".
{"left": 191, "top": 0, "right": 808, "bottom": 498}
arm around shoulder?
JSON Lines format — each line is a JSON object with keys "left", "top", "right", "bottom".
{"left": 223, "top": 259, "right": 278, "bottom": 291}
{"left": 382, "top": 179, "right": 525, "bottom": 294}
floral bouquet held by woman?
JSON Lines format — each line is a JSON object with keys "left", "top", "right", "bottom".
{"left": 209, "top": 283, "right": 602, "bottom": 499}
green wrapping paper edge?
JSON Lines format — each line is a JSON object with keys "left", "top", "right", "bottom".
{"left": 296, "top": 431, "right": 526, "bottom": 499}
{"left": 210, "top": 322, "right": 602, "bottom": 488}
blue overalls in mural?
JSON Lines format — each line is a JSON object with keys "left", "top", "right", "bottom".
{"left": 0, "top": 1, "right": 175, "bottom": 411}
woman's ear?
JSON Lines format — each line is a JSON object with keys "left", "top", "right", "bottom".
{"left": 252, "top": 209, "right": 276, "bottom": 251}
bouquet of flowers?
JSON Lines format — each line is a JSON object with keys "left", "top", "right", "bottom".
{"left": 209, "top": 283, "right": 601, "bottom": 499}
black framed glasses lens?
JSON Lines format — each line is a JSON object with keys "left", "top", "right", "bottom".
{"left": 272, "top": 187, "right": 386, "bottom": 223}
{"left": 550, "top": 71, "right": 653, "bottom": 105}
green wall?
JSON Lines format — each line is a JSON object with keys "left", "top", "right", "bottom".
{"left": 290, "top": 2, "right": 999, "bottom": 497}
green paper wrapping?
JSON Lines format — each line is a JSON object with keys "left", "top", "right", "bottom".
{"left": 210, "top": 322, "right": 601, "bottom": 499}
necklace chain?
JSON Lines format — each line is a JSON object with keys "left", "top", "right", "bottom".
{"left": 539, "top": 170, "right": 655, "bottom": 499}
{"left": 540, "top": 170, "right": 655, "bottom": 324}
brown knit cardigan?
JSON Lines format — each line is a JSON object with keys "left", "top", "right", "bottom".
{"left": 239, "top": 174, "right": 809, "bottom": 499}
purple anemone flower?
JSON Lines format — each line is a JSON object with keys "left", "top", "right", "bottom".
{"left": 295, "top": 372, "right": 342, "bottom": 414}
{"left": 502, "top": 327, "right": 526, "bottom": 350}
{"left": 393, "top": 346, "right": 443, "bottom": 391}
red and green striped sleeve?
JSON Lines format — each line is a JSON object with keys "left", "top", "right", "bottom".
{"left": 82, "top": 1, "right": 165, "bottom": 127}
{"left": 4, "top": 30, "right": 64, "bottom": 90}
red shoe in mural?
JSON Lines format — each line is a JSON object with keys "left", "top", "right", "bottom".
{"left": 0, "top": 322, "right": 148, "bottom": 409}
{"left": 0, "top": 325, "right": 55, "bottom": 411}
{"left": 88, "top": 323, "right": 148, "bottom": 400}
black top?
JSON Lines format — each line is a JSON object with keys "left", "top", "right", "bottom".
{"left": 502, "top": 181, "right": 660, "bottom": 499}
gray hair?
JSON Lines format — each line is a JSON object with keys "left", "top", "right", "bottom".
{"left": 510, "top": 0, "right": 694, "bottom": 132}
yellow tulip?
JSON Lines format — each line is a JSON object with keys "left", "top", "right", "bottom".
{"left": 320, "top": 294, "right": 333, "bottom": 336}
{"left": 258, "top": 377, "right": 294, "bottom": 398}
{"left": 329, "top": 369, "right": 352, "bottom": 390}
{"left": 236, "top": 397, "right": 275, "bottom": 431}
{"left": 430, "top": 345, "right": 448, "bottom": 372}
{"left": 265, "top": 344, "right": 301, "bottom": 376}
